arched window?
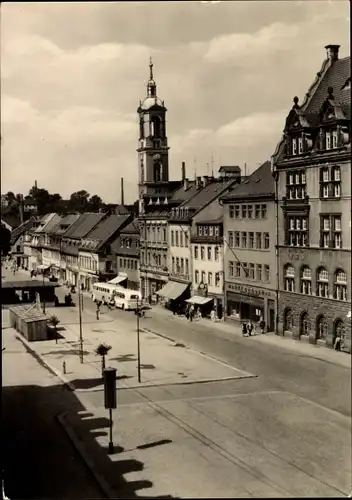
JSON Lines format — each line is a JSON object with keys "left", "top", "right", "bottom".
{"left": 139, "top": 118, "right": 144, "bottom": 138}
{"left": 300, "top": 312, "right": 310, "bottom": 336}
{"left": 334, "top": 319, "right": 346, "bottom": 347}
{"left": 316, "top": 267, "right": 329, "bottom": 298}
{"left": 316, "top": 315, "right": 328, "bottom": 341}
{"left": 334, "top": 269, "right": 347, "bottom": 301}
{"left": 284, "top": 265, "right": 295, "bottom": 292}
{"left": 150, "top": 116, "right": 161, "bottom": 137}
{"left": 300, "top": 266, "right": 312, "bottom": 295}
{"left": 284, "top": 308, "right": 293, "bottom": 332}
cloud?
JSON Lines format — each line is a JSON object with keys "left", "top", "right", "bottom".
{"left": 1, "top": 1, "right": 350, "bottom": 202}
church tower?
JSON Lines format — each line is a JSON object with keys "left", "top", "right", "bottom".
{"left": 137, "top": 58, "right": 170, "bottom": 214}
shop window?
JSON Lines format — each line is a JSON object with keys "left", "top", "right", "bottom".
{"left": 300, "top": 312, "right": 310, "bottom": 337}
{"left": 316, "top": 315, "right": 328, "bottom": 341}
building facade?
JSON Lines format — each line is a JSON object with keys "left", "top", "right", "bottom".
{"left": 221, "top": 161, "right": 277, "bottom": 330}
{"left": 113, "top": 218, "right": 141, "bottom": 290}
{"left": 272, "top": 44, "right": 351, "bottom": 352}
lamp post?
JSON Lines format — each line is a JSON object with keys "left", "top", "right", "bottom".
{"left": 136, "top": 297, "right": 141, "bottom": 383}
{"left": 77, "top": 256, "right": 84, "bottom": 363}
{"left": 42, "top": 271, "right": 46, "bottom": 314}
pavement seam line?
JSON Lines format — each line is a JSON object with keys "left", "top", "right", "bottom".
{"left": 56, "top": 412, "right": 115, "bottom": 499}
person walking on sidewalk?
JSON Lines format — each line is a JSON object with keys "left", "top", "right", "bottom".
{"left": 242, "top": 322, "right": 248, "bottom": 337}
{"left": 248, "top": 320, "right": 254, "bottom": 336}
{"left": 259, "top": 318, "right": 266, "bottom": 334}
{"left": 334, "top": 332, "right": 341, "bottom": 351}
{"left": 96, "top": 301, "right": 101, "bottom": 320}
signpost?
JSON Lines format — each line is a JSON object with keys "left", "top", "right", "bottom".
{"left": 103, "top": 367, "right": 117, "bottom": 454}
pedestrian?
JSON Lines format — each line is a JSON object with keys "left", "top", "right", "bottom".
{"left": 242, "top": 322, "right": 247, "bottom": 337}
{"left": 189, "top": 304, "right": 194, "bottom": 322}
{"left": 259, "top": 318, "right": 266, "bottom": 334}
{"left": 248, "top": 320, "right": 254, "bottom": 336}
{"left": 334, "top": 333, "right": 341, "bottom": 351}
{"left": 96, "top": 301, "right": 101, "bottom": 320}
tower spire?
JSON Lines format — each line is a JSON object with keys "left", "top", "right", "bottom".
{"left": 147, "top": 57, "right": 157, "bottom": 97}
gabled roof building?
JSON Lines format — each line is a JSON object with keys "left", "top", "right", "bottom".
{"left": 272, "top": 44, "right": 351, "bottom": 353}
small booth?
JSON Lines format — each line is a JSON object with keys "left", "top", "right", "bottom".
{"left": 9, "top": 304, "right": 49, "bottom": 341}
{"left": 157, "top": 280, "right": 190, "bottom": 314}
{"left": 1, "top": 280, "right": 59, "bottom": 307}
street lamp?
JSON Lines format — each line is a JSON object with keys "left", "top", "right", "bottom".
{"left": 42, "top": 271, "right": 46, "bottom": 314}
{"left": 77, "top": 256, "right": 84, "bottom": 364}
{"left": 136, "top": 297, "right": 141, "bottom": 383}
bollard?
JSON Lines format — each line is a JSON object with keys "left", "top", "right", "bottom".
{"left": 63, "top": 360, "right": 66, "bottom": 374}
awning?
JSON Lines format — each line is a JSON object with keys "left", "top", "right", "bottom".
{"left": 157, "top": 281, "right": 190, "bottom": 300}
{"left": 37, "top": 264, "right": 51, "bottom": 271}
{"left": 108, "top": 275, "right": 127, "bottom": 285}
{"left": 186, "top": 296, "right": 213, "bottom": 306}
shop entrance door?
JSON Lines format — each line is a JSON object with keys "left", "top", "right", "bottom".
{"left": 269, "top": 309, "right": 275, "bottom": 332}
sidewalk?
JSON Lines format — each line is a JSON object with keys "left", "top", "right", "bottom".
{"left": 151, "top": 306, "right": 351, "bottom": 369}
{"left": 14, "top": 307, "right": 255, "bottom": 393}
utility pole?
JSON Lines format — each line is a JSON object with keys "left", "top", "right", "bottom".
{"left": 136, "top": 297, "right": 141, "bottom": 383}
{"left": 42, "top": 271, "right": 46, "bottom": 314}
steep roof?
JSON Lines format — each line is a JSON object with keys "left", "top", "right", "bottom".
{"left": 218, "top": 165, "right": 241, "bottom": 172}
{"left": 50, "top": 214, "right": 81, "bottom": 235}
{"left": 63, "top": 213, "right": 106, "bottom": 239}
{"left": 303, "top": 56, "right": 351, "bottom": 113}
{"left": 10, "top": 217, "right": 37, "bottom": 243}
{"left": 169, "top": 180, "right": 198, "bottom": 203}
{"left": 83, "top": 214, "right": 131, "bottom": 250}
{"left": 179, "top": 179, "right": 236, "bottom": 210}
{"left": 220, "top": 161, "right": 274, "bottom": 201}
{"left": 1, "top": 215, "right": 21, "bottom": 230}
{"left": 119, "top": 218, "right": 140, "bottom": 235}
{"left": 34, "top": 213, "right": 61, "bottom": 233}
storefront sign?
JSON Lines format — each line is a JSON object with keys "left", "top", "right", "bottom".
{"left": 226, "top": 282, "right": 275, "bottom": 299}
{"left": 287, "top": 247, "right": 305, "bottom": 261}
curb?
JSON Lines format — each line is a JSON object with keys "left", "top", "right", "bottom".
{"left": 15, "top": 333, "right": 76, "bottom": 392}
{"left": 57, "top": 412, "right": 116, "bottom": 499}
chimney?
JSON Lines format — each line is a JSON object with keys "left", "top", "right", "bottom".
{"left": 184, "top": 177, "right": 189, "bottom": 191}
{"left": 181, "top": 162, "right": 186, "bottom": 181}
{"left": 34, "top": 180, "right": 38, "bottom": 189}
{"left": 202, "top": 175, "right": 209, "bottom": 187}
{"left": 325, "top": 44, "right": 340, "bottom": 63}
{"left": 196, "top": 176, "right": 202, "bottom": 189}
{"left": 120, "top": 177, "right": 124, "bottom": 206}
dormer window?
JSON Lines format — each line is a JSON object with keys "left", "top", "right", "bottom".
{"left": 203, "top": 226, "right": 208, "bottom": 236}
{"left": 198, "top": 226, "right": 203, "bottom": 236}
{"left": 332, "top": 130, "right": 338, "bottom": 148}
{"left": 298, "top": 137, "right": 303, "bottom": 154}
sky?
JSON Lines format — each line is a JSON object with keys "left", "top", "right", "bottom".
{"left": 1, "top": 1, "right": 350, "bottom": 204}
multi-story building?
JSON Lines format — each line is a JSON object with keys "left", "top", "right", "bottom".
{"left": 190, "top": 214, "right": 224, "bottom": 318}
{"left": 29, "top": 213, "right": 62, "bottom": 272}
{"left": 164, "top": 173, "right": 241, "bottom": 313}
{"left": 42, "top": 214, "right": 81, "bottom": 280}
{"left": 113, "top": 218, "right": 141, "bottom": 290}
{"left": 221, "top": 161, "right": 276, "bottom": 329}
{"left": 9, "top": 217, "right": 37, "bottom": 268}
{"left": 78, "top": 213, "right": 132, "bottom": 290}
{"left": 60, "top": 213, "right": 107, "bottom": 286}
{"left": 272, "top": 44, "right": 351, "bottom": 352}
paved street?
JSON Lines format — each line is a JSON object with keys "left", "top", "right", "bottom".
{"left": 2, "top": 270, "right": 351, "bottom": 497}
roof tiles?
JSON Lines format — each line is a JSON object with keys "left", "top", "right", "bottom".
{"left": 220, "top": 161, "right": 274, "bottom": 201}
{"left": 63, "top": 213, "right": 106, "bottom": 239}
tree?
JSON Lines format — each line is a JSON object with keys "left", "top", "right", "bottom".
{"left": 69, "top": 190, "right": 90, "bottom": 213}
{"left": 95, "top": 342, "right": 112, "bottom": 377}
{"left": 48, "top": 315, "right": 60, "bottom": 344}
{"left": 0, "top": 224, "right": 11, "bottom": 256}
{"left": 88, "top": 194, "right": 104, "bottom": 212}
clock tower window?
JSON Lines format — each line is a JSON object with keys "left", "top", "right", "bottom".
{"left": 151, "top": 116, "right": 162, "bottom": 137}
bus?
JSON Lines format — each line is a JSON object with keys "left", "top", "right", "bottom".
{"left": 113, "top": 288, "right": 141, "bottom": 311}
{"left": 91, "top": 282, "right": 121, "bottom": 305}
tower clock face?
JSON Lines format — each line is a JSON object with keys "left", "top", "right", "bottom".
{"left": 153, "top": 153, "right": 161, "bottom": 160}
